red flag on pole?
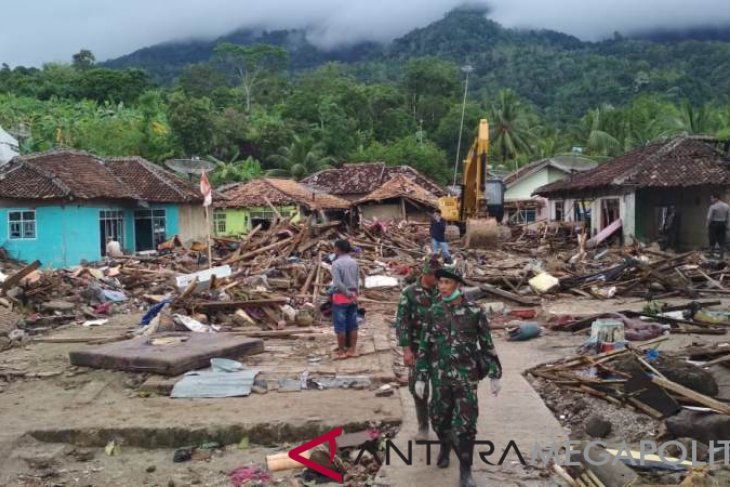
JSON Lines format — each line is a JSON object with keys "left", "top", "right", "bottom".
{"left": 200, "top": 170, "right": 212, "bottom": 207}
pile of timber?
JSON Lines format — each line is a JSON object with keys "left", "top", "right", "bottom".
{"left": 550, "top": 300, "right": 730, "bottom": 336}
{"left": 528, "top": 338, "right": 730, "bottom": 419}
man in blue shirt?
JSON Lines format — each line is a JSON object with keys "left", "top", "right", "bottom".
{"left": 430, "top": 210, "right": 452, "bottom": 263}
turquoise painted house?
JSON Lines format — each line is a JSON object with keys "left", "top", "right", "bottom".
{"left": 0, "top": 150, "right": 206, "bottom": 268}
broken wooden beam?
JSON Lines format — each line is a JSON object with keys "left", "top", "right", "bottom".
{"left": 0, "top": 260, "right": 40, "bottom": 291}
{"left": 191, "top": 298, "right": 289, "bottom": 310}
{"left": 476, "top": 283, "right": 539, "bottom": 306}
{"left": 652, "top": 376, "right": 730, "bottom": 415}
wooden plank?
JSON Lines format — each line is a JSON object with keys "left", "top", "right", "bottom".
{"left": 652, "top": 376, "right": 730, "bottom": 415}
{"left": 476, "top": 283, "right": 539, "bottom": 306}
{"left": 0, "top": 260, "right": 40, "bottom": 291}
{"left": 228, "top": 237, "right": 293, "bottom": 264}
{"left": 192, "top": 298, "right": 289, "bottom": 310}
{"left": 703, "top": 353, "right": 730, "bottom": 368}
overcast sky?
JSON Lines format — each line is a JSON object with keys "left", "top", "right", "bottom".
{"left": 2, "top": 0, "right": 730, "bottom": 67}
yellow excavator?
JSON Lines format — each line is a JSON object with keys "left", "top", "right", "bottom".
{"left": 438, "top": 119, "right": 506, "bottom": 246}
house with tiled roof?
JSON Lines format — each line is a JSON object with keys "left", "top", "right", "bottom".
{"left": 501, "top": 154, "right": 597, "bottom": 224}
{"left": 534, "top": 136, "right": 730, "bottom": 248}
{"left": 355, "top": 174, "right": 440, "bottom": 222}
{"left": 213, "top": 178, "right": 351, "bottom": 235}
{"left": 0, "top": 150, "right": 205, "bottom": 267}
{"left": 301, "top": 162, "right": 447, "bottom": 202}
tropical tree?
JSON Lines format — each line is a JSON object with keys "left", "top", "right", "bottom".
{"left": 72, "top": 49, "right": 96, "bottom": 70}
{"left": 571, "top": 105, "right": 622, "bottom": 157}
{"left": 675, "top": 102, "right": 718, "bottom": 135}
{"left": 267, "top": 135, "right": 334, "bottom": 180}
{"left": 214, "top": 43, "right": 289, "bottom": 112}
{"left": 207, "top": 149, "right": 263, "bottom": 185}
{"left": 488, "top": 89, "right": 537, "bottom": 167}
{"left": 167, "top": 92, "right": 214, "bottom": 156}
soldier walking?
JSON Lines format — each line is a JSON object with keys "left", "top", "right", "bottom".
{"left": 394, "top": 255, "right": 441, "bottom": 440}
{"left": 414, "top": 266, "right": 502, "bottom": 487}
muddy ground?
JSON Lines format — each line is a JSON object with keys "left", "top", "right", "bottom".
{"left": 0, "top": 301, "right": 401, "bottom": 487}
{"left": 3, "top": 295, "right": 730, "bottom": 486}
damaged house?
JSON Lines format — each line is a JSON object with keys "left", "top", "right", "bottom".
{"left": 534, "top": 136, "right": 730, "bottom": 249}
{"left": 0, "top": 150, "right": 205, "bottom": 267}
{"left": 355, "top": 174, "right": 440, "bottom": 222}
{"left": 213, "top": 178, "right": 351, "bottom": 236}
{"left": 301, "top": 162, "right": 447, "bottom": 202}
{"left": 502, "top": 154, "right": 597, "bottom": 223}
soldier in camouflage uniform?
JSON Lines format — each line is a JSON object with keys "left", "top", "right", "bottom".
{"left": 415, "top": 266, "right": 502, "bottom": 487}
{"left": 394, "top": 255, "right": 441, "bottom": 439}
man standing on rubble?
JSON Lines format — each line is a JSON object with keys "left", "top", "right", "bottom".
{"left": 394, "top": 255, "right": 441, "bottom": 440}
{"left": 105, "top": 236, "right": 123, "bottom": 258}
{"left": 707, "top": 193, "right": 730, "bottom": 259}
{"left": 414, "top": 265, "right": 502, "bottom": 487}
{"left": 331, "top": 239, "right": 360, "bottom": 359}
{"left": 430, "top": 210, "right": 452, "bottom": 264}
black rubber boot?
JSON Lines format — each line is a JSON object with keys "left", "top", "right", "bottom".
{"left": 457, "top": 438, "right": 476, "bottom": 487}
{"left": 414, "top": 396, "right": 430, "bottom": 440}
{"left": 436, "top": 433, "right": 451, "bottom": 469}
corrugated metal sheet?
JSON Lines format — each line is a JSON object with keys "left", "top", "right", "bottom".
{"left": 171, "top": 358, "right": 259, "bottom": 398}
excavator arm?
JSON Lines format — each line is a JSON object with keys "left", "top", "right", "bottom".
{"left": 439, "top": 119, "right": 490, "bottom": 222}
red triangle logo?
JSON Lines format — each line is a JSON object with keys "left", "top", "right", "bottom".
{"left": 288, "top": 427, "right": 344, "bottom": 483}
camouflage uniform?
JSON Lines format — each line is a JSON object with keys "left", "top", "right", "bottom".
{"left": 416, "top": 298, "right": 501, "bottom": 442}
{"left": 395, "top": 282, "right": 440, "bottom": 396}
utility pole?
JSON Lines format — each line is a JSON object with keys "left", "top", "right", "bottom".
{"left": 452, "top": 64, "right": 473, "bottom": 188}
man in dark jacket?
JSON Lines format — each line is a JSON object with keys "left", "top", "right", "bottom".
{"left": 430, "top": 210, "right": 452, "bottom": 263}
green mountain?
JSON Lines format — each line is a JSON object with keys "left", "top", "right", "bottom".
{"left": 105, "top": 8, "right": 730, "bottom": 122}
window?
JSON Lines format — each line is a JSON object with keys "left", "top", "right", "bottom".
{"left": 213, "top": 210, "right": 226, "bottom": 235}
{"left": 554, "top": 201, "right": 564, "bottom": 222}
{"left": 509, "top": 208, "right": 536, "bottom": 224}
{"left": 8, "top": 210, "right": 36, "bottom": 239}
{"left": 248, "top": 208, "right": 292, "bottom": 221}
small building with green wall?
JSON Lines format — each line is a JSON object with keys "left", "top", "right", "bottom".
{"left": 214, "top": 178, "right": 351, "bottom": 236}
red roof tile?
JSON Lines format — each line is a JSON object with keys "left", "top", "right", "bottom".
{"left": 301, "top": 163, "right": 447, "bottom": 197}
{"left": 107, "top": 157, "right": 202, "bottom": 203}
{"left": 0, "top": 150, "right": 202, "bottom": 203}
{"left": 356, "top": 174, "right": 439, "bottom": 208}
{"left": 535, "top": 137, "right": 730, "bottom": 196}
{"left": 215, "top": 178, "right": 351, "bottom": 210}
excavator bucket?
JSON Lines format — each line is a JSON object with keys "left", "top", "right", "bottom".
{"left": 464, "top": 218, "right": 510, "bottom": 248}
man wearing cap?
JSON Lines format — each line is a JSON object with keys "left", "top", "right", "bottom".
{"left": 394, "top": 255, "right": 441, "bottom": 440}
{"left": 414, "top": 265, "right": 502, "bottom": 487}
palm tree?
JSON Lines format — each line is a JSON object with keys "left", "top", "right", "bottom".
{"left": 266, "top": 135, "right": 335, "bottom": 180}
{"left": 488, "top": 89, "right": 536, "bottom": 168}
{"left": 676, "top": 102, "right": 718, "bottom": 135}
{"left": 206, "top": 148, "right": 263, "bottom": 185}
{"left": 573, "top": 106, "right": 622, "bottom": 157}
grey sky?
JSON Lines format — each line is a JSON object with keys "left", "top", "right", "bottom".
{"left": 1, "top": 0, "right": 729, "bottom": 67}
